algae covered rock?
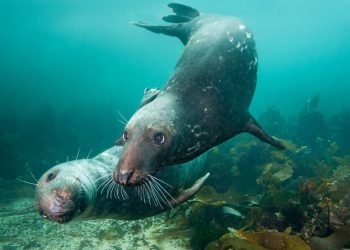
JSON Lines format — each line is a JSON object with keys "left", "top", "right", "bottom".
{"left": 205, "top": 233, "right": 269, "bottom": 250}
{"left": 206, "top": 229, "right": 311, "bottom": 250}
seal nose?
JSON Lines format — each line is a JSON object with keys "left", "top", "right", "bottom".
{"left": 116, "top": 169, "right": 134, "bottom": 185}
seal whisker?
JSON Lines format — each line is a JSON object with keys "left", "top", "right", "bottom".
{"left": 117, "top": 110, "right": 129, "bottom": 123}
{"left": 10, "top": 203, "right": 35, "bottom": 216}
{"left": 108, "top": 181, "right": 113, "bottom": 199}
{"left": 95, "top": 172, "right": 112, "bottom": 182}
{"left": 108, "top": 180, "right": 117, "bottom": 200}
{"left": 116, "top": 184, "right": 121, "bottom": 199}
{"left": 144, "top": 181, "right": 154, "bottom": 206}
{"left": 100, "top": 178, "right": 113, "bottom": 196}
{"left": 152, "top": 180, "right": 172, "bottom": 208}
{"left": 116, "top": 183, "right": 121, "bottom": 199}
{"left": 120, "top": 185, "right": 129, "bottom": 200}
{"left": 16, "top": 178, "right": 37, "bottom": 186}
{"left": 149, "top": 179, "right": 166, "bottom": 209}
{"left": 112, "top": 182, "right": 117, "bottom": 199}
{"left": 118, "top": 184, "right": 123, "bottom": 200}
{"left": 150, "top": 177, "right": 176, "bottom": 205}
{"left": 30, "top": 171, "right": 39, "bottom": 183}
{"left": 118, "top": 119, "right": 127, "bottom": 126}
{"left": 144, "top": 182, "right": 152, "bottom": 205}
{"left": 86, "top": 148, "right": 93, "bottom": 159}
{"left": 148, "top": 180, "right": 164, "bottom": 209}
{"left": 106, "top": 180, "right": 114, "bottom": 199}
{"left": 152, "top": 179, "right": 173, "bottom": 208}
{"left": 97, "top": 176, "right": 113, "bottom": 191}
{"left": 145, "top": 179, "right": 159, "bottom": 208}
{"left": 139, "top": 184, "right": 145, "bottom": 203}
{"left": 137, "top": 185, "right": 142, "bottom": 202}
{"left": 75, "top": 147, "right": 81, "bottom": 160}
{"left": 147, "top": 174, "right": 174, "bottom": 189}
{"left": 111, "top": 182, "right": 117, "bottom": 200}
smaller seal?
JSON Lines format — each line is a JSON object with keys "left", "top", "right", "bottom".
{"left": 35, "top": 146, "right": 209, "bottom": 223}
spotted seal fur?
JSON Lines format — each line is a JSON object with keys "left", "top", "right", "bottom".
{"left": 114, "top": 3, "right": 284, "bottom": 186}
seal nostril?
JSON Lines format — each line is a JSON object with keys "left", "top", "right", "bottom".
{"left": 119, "top": 170, "right": 134, "bottom": 185}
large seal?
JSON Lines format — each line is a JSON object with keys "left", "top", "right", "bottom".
{"left": 114, "top": 3, "right": 284, "bottom": 186}
{"left": 35, "top": 146, "right": 209, "bottom": 223}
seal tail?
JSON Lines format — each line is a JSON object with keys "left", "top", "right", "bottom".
{"left": 243, "top": 115, "right": 285, "bottom": 150}
{"left": 131, "top": 3, "right": 200, "bottom": 45}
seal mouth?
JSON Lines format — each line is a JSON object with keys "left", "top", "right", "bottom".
{"left": 36, "top": 178, "right": 87, "bottom": 224}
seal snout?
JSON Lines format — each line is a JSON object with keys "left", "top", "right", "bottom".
{"left": 114, "top": 169, "right": 135, "bottom": 186}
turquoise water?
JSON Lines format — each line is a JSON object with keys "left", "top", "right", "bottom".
{"left": 1, "top": 1, "right": 349, "bottom": 117}
{"left": 1, "top": 1, "right": 350, "bottom": 249}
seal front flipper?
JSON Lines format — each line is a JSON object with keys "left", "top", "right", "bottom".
{"left": 170, "top": 172, "right": 210, "bottom": 207}
{"left": 243, "top": 115, "right": 285, "bottom": 150}
{"left": 139, "top": 88, "right": 161, "bottom": 108}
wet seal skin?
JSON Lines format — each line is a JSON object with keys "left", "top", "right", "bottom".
{"left": 114, "top": 3, "right": 285, "bottom": 186}
{"left": 35, "top": 146, "right": 209, "bottom": 223}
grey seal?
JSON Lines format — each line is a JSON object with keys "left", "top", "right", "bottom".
{"left": 35, "top": 146, "right": 209, "bottom": 223}
{"left": 114, "top": 3, "right": 284, "bottom": 186}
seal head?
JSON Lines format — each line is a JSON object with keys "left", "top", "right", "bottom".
{"left": 114, "top": 94, "right": 180, "bottom": 185}
{"left": 35, "top": 161, "right": 93, "bottom": 223}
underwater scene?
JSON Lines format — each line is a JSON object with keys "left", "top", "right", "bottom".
{"left": 1, "top": 0, "right": 350, "bottom": 249}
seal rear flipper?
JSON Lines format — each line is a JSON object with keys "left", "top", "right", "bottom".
{"left": 168, "top": 3, "right": 200, "bottom": 18}
{"left": 243, "top": 116, "right": 285, "bottom": 150}
{"left": 162, "top": 15, "right": 191, "bottom": 23}
{"left": 132, "top": 3, "right": 200, "bottom": 45}
{"left": 164, "top": 3, "right": 200, "bottom": 24}
{"left": 132, "top": 22, "right": 188, "bottom": 44}
{"left": 170, "top": 172, "right": 210, "bottom": 207}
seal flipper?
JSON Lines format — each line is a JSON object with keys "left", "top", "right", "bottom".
{"left": 243, "top": 116, "right": 285, "bottom": 150}
{"left": 168, "top": 3, "right": 200, "bottom": 18}
{"left": 162, "top": 15, "right": 191, "bottom": 23}
{"left": 170, "top": 172, "right": 210, "bottom": 207}
{"left": 132, "top": 22, "right": 190, "bottom": 45}
{"left": 139, "top": 88, "right": 161, "bottom": 108}
{"left": 132, "top": 3, "right": 200, "bottom": 45}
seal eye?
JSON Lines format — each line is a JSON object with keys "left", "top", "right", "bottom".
{"left": 47, "top": 172, "right": 57, "bottom": 182}
{"left": 153, "top": 132, "right": 165, "bottom": 146}
{"left": 122, "top": 131, "right": 129, "bottom": 142}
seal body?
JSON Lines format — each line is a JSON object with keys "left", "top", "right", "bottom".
{"left": 114, "top": 3, "right": 284, "bottom": 186}
{"left": 35, "top": 146, "right": 209, "bottom": 223}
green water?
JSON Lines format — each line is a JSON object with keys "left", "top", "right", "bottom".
{"left": 0, "top": 1, "right": 350, "bottom": 249}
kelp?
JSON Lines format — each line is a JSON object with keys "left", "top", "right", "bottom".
{"left": 206, "top": 228, "right": 310, "bottom": 250}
